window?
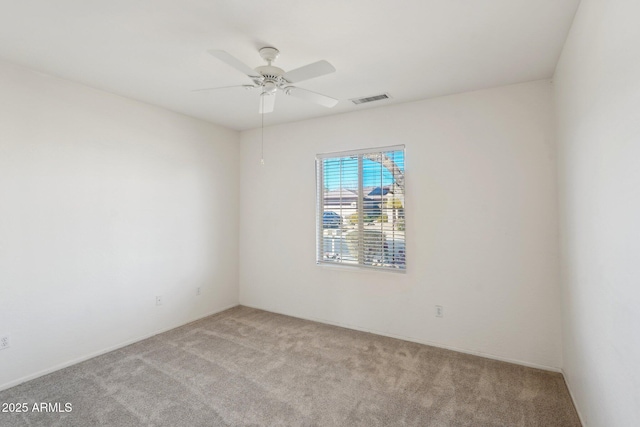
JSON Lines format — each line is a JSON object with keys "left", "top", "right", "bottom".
{"left": 316, "top": 146, "right": 405, "bottom": 271}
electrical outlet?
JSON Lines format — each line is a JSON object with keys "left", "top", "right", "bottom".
{"left": 155, "top": 295, "right": 163, "bottom": 306}
{"left": 196, "top": 287, "right": 201, "bottom": 296}
{"left": 0, "top": 335, "right": 10, "bottom": 350}
{"left": 435, "top": 305, "right": 443, "bottom": 318}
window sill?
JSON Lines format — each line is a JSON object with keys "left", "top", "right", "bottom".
{"left": 316, "top": 261, "right": 406, "bottom": 274}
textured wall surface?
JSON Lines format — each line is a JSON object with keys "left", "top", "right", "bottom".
{"left": 0, "top": 60, "right": 241, "bottom": 390}
{"left": 240, "top": 80, "right": 562, "bottom": 370}
{"left": 554, "top": 0, "right": 640, "bottom": 425}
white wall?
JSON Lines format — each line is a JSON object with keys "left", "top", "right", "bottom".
{"left": 554, "top": 0, "right": 640, "bottom": 425}
{"left": 239, "top": 80, "right": 562, "bottom": 369}
{"left": 0, "top": 61, "right": 240, "bottom": 389}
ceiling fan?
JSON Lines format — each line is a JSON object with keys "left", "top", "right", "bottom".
{"left": 196, "top": 47, "right": 338, "bottom": 114}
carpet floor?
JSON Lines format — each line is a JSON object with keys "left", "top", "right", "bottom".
{"left": 0, "top": 306, "right": 581, "bottom": 426}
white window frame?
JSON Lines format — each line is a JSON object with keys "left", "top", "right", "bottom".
{"left": 316, "top": 145, "right": 405, "bottom": 272}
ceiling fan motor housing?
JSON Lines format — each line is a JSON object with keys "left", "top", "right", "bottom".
{"left": 254, "top": 64, "right": 288, "bottom": 93}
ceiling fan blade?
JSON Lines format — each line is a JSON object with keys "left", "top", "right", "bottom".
{"left": 259, "top": 93, "right": 275, "bottom": 114}
{"left": 284, "top": 86, "right": 338, "bottom": 108}
{"left": 207, "top": 50, "right": 262, "bottom": 80}
{"left": 282, "top": 60, "right": 335, "bottom": 83}
{"left": 192, "top": 85, "right": 257, "bottom": 92}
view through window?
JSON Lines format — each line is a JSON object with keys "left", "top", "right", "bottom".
{"left": 316, "top": 146, "right": 405, "bottom": 271}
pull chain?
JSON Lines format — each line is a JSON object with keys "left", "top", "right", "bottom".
{"left": 260, "top": 94, "right": 265, "bottom": 165}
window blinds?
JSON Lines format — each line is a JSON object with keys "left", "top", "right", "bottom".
{"left": 316, "top": 146, "right": 405, "bottom": 271}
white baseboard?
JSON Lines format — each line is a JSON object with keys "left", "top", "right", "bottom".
{"left": 2, "top": 302, "right": 566, "bottom": 394}
{"left": 561, "top": 369, "right": 587, "bottom": 426}
{"left": 240, "top": 303, "right": 562, "bottom": 373}
{"left": 0, "top": 303, "right": 239, "bottom": 392}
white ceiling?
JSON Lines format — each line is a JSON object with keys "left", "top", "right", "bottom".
{"left": 0, "top": 0, "right": 580, "bottom": 131}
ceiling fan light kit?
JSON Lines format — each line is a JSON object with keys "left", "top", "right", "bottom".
{"left": 200, "top": 47, "right": 338, "bottom": 114}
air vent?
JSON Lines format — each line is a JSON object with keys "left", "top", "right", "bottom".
{"left": 350, "top": 93, "right": 391, "bottom": 105}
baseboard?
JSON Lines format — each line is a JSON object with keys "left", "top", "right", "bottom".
{"left": 0, "top": 303, "right": 239, "bottom": 392}
{"left": 240, "top": 303, "right": 562, "bottom": 373}
{"left": 561, "top": 369, "right": 587, "bottom": 426}
{"left": 2, "top": 302, "right": 566, "bottom": 393}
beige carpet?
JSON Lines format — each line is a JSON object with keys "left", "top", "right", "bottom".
{"left": 0, "top": 306, "right": 580, "bottom": 426}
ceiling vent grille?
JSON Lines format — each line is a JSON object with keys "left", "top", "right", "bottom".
{"left": 350, "top": 93, "right": 391, "bottom": 105}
